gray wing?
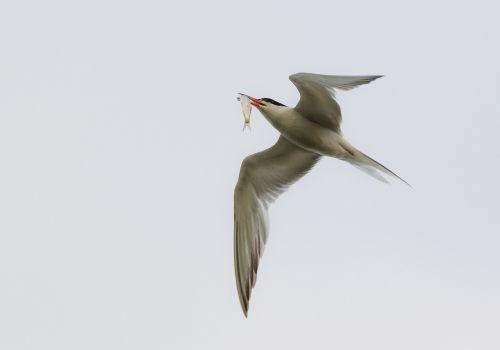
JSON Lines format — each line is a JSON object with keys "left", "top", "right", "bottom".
{"left": 289, "top": 73, "right": 383, "bottom": 132}
{"left": 234, "top": 136, "right": 320, "bottom": 316}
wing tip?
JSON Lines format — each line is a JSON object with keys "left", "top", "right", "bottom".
{"left": 237, "top": 292, "right": 250, "bottom": 318}
{"left": 289, "top": 72, "right": 385, "bottom": 91}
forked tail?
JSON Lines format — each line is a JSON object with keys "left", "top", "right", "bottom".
{"left": 356, "top": 151, "right": 411, "bottom": 187}
{"left": 340, "top": 141, "right": 411, "bottom": 187}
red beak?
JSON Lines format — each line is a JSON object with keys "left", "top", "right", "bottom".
{"left": 240, "top": 94, "right": 264, "bottom": 107}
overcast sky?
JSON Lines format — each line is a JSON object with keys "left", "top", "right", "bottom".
{"left": 1, "top": 1, "right": 499, "bottom": 349}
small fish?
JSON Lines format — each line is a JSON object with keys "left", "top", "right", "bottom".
{"left": 237, "top": 94, "right": 252, "bottom": 131}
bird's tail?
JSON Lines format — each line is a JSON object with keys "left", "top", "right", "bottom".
{"left": 340, "top": 141, "right": 411, "bottom": 187}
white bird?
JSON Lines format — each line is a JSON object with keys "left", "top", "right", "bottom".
{"left": 234, "top": 72, "right": 409, "bottom": 317}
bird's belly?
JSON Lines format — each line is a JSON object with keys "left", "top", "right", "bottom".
{"left": 277, "top": 117, "right": 344, "bottom": 157}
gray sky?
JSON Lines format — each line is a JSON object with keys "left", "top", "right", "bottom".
{"left": 1, "top": 0, "right": 499, "bottom": 349}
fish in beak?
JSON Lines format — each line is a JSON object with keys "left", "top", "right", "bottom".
{"left": 237, "top": 94, "right": 253, "bottom": 131}
{"left": 239, "top": 93, "right": 264, "bottom": 107}
{"left": 247, "top": 95, "right": 264, "bottom": 107}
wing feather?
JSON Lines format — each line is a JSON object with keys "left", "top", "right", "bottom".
{"left": 234, "top": 136, "right": 320, "bottom": 316}
{"left": 289, "top": 73, "right": 383, "bottom": 132}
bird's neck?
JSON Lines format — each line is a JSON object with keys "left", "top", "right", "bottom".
{"left": 259, "top": 107, "right": 291, "bottom": 130}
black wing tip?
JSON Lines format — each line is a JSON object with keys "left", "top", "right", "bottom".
{"left": 239, "top": 297, "right": 249, "bottom": 318}
{"left": 365, "top": 75, "right": 384, "bottom": 83}
{"left": 236, "top": 283, "right": 250, "bottom": 318}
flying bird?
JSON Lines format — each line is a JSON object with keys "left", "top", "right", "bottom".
{"left": 234, "top": 73, "right": 408, "bottom": 317}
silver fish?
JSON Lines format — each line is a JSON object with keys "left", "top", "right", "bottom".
{"left": 237, "top": 94, "right": 252, "bottom": 131}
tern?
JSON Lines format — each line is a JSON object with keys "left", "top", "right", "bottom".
{"left": 234, "top": 72, "right": 408, "bottom": 317}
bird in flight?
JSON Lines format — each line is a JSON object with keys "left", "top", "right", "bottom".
{"left": 234, "top": 73, "right": 409, "bottom": 317}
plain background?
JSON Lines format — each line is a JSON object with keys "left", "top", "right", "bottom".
{"left": 1, "top": 1, "right": 499, "bottom": 349}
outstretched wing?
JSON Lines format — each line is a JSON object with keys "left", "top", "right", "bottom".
{"left": 289, "top": 73, "right": 383, "bottom": 132}
{"left": 234, "top": 136, "right": 320, "bottom": 316}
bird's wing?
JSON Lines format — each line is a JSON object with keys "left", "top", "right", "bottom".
{"left": 234, "top": 136, "right": 320, "bottom": 316}
{"left": 289, "top": 73, "right": 383, "bottom": 132}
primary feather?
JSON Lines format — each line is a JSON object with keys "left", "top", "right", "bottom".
{"left": 234, "top": 136, "right": 320, "bottom": 316}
